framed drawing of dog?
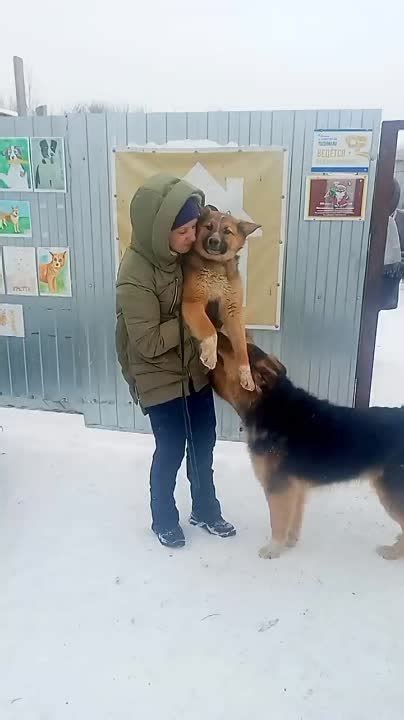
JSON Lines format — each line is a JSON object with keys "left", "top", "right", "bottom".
{"left": 37, "top": 247, "right": 72, "bottom": 296}
{"left": 0, "top": 200, "right": 32, "bottom": 238}
{"left": 0, "top": 137, "right": 32, "bottom": 191}
{"left": 31, "top": 137, "right": 67, "bottom": 193}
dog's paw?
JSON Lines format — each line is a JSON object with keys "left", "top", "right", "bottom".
{"left": 258, "top": 540, "right": 284, "bottom": 559}
{"left": 200, "top": 334, "right": 217, "bottom": 370}
{"left": 286, "top": 531, "right": 299, "bottom": 548}
{"left": 239, "top": 365, "right": 255, "bottom": 391}
{"left": 376, "top": 541, "right": 404, "bottom": 560}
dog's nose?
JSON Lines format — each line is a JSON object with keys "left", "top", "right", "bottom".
{"left": 207, "top": 236, "right": 221, "bottom": 250}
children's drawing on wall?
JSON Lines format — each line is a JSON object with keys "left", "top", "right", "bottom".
{"left": 3, "top": 246, "right": 38, "bottom": 296}
{"left": 0, "top": 249, "right": 5, "bottom": 294}
{"left": 0, "top": 200, "right": 32, "bottom": 237}
{"left": 38, "top": 247, "right": 72, "bottom": 296}
{"left": 31, "top": 137, "right": 66, "bottom": 192}
{"left": 0, "top": 137, "right": 32, "bottom": 191}
{"left": 0, "top": 303, "right": 25, "bottom": 337}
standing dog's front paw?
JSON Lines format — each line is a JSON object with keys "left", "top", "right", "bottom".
{"left": 286, "top": 531, "right": 299, "bottom": 548}
{"left": 239, "top": 365, "right": 255, "bottom": 391}
{"left": 258, "top": 540, "right": 285, "bottom": 559}
{"left": 376, "top": 541, "right": 404, "bottom": 560}
{"left": 200, "top": 334, "right": 218, "bottom": 370}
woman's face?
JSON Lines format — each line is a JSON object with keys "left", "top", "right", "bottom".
{"left": 169, "top": 219, "right": 198, "bottom": 254}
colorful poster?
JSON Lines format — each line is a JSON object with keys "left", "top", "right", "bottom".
{"left": 115, "top": 147, "right": 287, "bottom": 329}
{"left": 0, "top": 303, "right": 25, "bottom": 337}
{"left": 305, "top": 175, "right": 368, "bottom": 221}
{"left": 311, "top": 129, "right": 372, "bottom": 173}
{"left": 3, "top": 246, "right": 38, "bottom": 295}
{"left": 0, "top": 200, "right": 32, "bottom": 237}
{"left": 0, "top": 137, "right": 32, "bottom": 191}
{"left": 38, "top": 247, "right": 72, "bottom": 296}
{"left": 30, "top": 137, "right": 67, "bottom": 192}
{"left": 0, "top": 249, "right": 5, "bottom": 294}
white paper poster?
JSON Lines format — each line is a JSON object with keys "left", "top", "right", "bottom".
{"left": 311, "top": 129, "right": 373, "bottom": 173}
{"left": 0, "top": 303, "right": 25, "bottom": 337}
{"left": 3, "top": 246, "right": 38, "bottom": 296}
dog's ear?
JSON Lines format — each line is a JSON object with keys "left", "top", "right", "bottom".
{"left": 205, "top": 204, "right": 219, "bottom": 212}
{"left": 238, "top": 220, "right": 261, "bottom": 237}
{"left": 198, "top": 206, "right": 212, "bottom": 223}
{"left": 267, "top": 354, "right": 287, "bottom": 377}
{"left": 251, "top": 355, "right": 286, "bottom": 391}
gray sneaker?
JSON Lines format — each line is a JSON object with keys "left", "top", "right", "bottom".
{"left": 189, "top": 514, "right": 236, "bottom": 537}
{"left": 154, "top": 525, "right": 185, "bottom": 548}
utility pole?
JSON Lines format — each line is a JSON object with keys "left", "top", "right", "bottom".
{"left": 13, "top": 56, "right": 27, "bottom": 116}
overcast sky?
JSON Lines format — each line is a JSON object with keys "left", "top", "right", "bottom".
{"left": 1, "top": 0, "right": 403, "bottom": 117}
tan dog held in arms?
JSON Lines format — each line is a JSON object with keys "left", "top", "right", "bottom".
{"left": 182, "top": 206, "right": 261, "bottom": 391}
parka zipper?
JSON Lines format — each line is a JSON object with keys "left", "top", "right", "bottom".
{"left": 169, "top": 278, "right": 179, "bottom": 315}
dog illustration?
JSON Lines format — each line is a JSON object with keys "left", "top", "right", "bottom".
{"left": 0, "top": 145, "right": 30, "bottom": 190}
{"left": 182, "top": 206, "right": 260, "bottom": 391}
{"left": 34, "top": 138, "right": 60, "bottom": 190}
{"left": 0, "top": 212, "right": 9, "bottom": 230}
{"left": 325, "top": 181, "right": 351, "bottom": 208}
{"left": 0, "top": 207, "right": 20, "bottom": 233}
{"left": 39, "top": 251, "right": 67, "bottom": 293}
{"left": 211, "top": 332, "right": 404, "bottom": 561}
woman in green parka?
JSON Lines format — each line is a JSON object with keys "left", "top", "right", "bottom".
{"left": 116, "top": 173, "right": 235, "bottom": 548}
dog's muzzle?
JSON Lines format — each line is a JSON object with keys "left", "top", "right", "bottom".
{"left": 203, "top": 235, "right": 228, "bottom": 256}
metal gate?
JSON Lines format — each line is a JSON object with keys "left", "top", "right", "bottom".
{"left": 0, "top": 109, "right": 381, "bottom": 439}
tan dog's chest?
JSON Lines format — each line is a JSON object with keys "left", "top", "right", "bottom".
{"left": 194, "top": 264, "right": 237, "bottom": 305}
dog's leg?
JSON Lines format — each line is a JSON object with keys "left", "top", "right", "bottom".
{"left": 259, "top": 484, "right": 297, "bottom": 559}
{"left": 182, "top": 300, "right": 218, "bottom": 369}
{"left": 222, "top": 310, "right": 254, "bottom": 391}
{"left": 372, "top": 472, "right": 404, "bottom": 560}
{"left": 377, "top": 532, "right": 404, "bottom": 560}
{"left": 251, "top": 454, "right": 295, "bottom": 559}
{"left": 286, "top": 483, "right": 307, "bottom": 547}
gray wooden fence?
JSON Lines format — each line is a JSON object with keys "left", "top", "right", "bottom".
{"left": 0, "top": 109, "right": 381, "bottom": 439}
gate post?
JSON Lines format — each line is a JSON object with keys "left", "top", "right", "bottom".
{"left": 355, "top": 120, "right": 404, "bottom": 408}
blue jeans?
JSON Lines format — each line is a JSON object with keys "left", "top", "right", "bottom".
{"left": 147, "top": 385, "right": 221, "bottom": 532}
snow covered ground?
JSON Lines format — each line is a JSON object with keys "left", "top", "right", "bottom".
{"left": 1, "top": 289, "right": 404, "bottom": 720}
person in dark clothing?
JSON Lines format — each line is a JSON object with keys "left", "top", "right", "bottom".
{"left": 380, "top": 178, "right": 404, "bottom": 310}
{"left": 394, "top": 206, "right": 404, "bottom": 261}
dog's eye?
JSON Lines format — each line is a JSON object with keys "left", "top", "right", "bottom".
{"left": 205, "top": 223, "right": 213, "bottom": 231}
{"left": 223, "top": 227, "right": 233, "bottom": 235}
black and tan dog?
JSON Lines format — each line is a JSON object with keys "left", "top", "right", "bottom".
{"left": 182, "top": 206, "right": 260, "bottom": 391}
{"left": 210, "top": 333, "right": 404, "bottom": 561}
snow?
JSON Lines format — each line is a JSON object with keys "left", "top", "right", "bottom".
{"left": 127, "top": 139, "right": 240, "bottom": 149}
{"left": 1, "top": 291, "right": 404, "bottom": 720}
